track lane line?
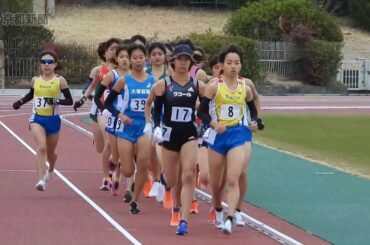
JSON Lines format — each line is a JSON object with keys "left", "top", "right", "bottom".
{"left": 0, "top": 120, "right": 142, "bottom": 245}
{"left": 61, "top": 112, "right": 303, "bottom": 245}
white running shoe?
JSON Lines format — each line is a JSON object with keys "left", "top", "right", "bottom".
{"left": 155, "top": 184, "right": 165, "bottom": 203}
{"left": 35, "top": 179, "right": 46, "bottom": 191}
{"left": 234, "top": 211, "right": 246, "bottom": 227}
{"left": 222, "top": 219, "right": 232, "bottom": 234}
{"left": 149, "top": 181, "right": 160, "bottom": 197}
{"left": 215, "top": 211, "right": 224, "bottom": 229}
{"left": 44, "top": 171, "right": 53, "bottom": 182}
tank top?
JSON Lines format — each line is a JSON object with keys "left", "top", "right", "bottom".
{"left": 162, "top": 76, "right": 199, "bottom": 127}
{"left": 188, "top": 65, "right": 200, "bottom": 79}
{"left": 146, "top": 66, "right": 167, "bottom": 80}
{"left": 32, "top": 75, "right": 60, "bottom": 116}
{"left": 211, "top": 76, "right": 247, "bottom": 127}
{"left": 120, "top": 74, "right": 155, "bottom": 121}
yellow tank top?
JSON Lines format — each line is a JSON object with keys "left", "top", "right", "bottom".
{"left": 213, "top": 78, "right": 247, "bottom": 127}
{"left": 33, "top": 75, "right": 60, "bottom": 116}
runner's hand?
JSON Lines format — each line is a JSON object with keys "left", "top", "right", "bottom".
{"left": 45, "top": 97, "right": 56, "bottom": 105}
{"left": 119, "top": 113, "right": 132, "bottom": 125}
{"left": 211, "top": 121, "right": 226, "bottom": 134}
{"left": 12, "top": 100, "right": 22, "bottom": 110}
{"left": 250, "top": 120, "right": 258, "bottom": 132}
{"left": 73, "top": 97, "right": 86, "bottom": 111}
{"left": 257, "top": 118, "right": 265, "bottom": 130}
{"left": 143, "top": 122, "right": 153, "bottom": 136}
{"left": 153, "top": 127, "right": 163, "bottom": 143}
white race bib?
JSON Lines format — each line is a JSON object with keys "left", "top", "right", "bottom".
{"left": 162, "top": 125, "right": 172, "bottom": 141}
{"left": 106, "top": 116, "right": 115, "bottom": 130}
{"left": 115, "top": 118, "right": 124, "bottom": 133}
{"left": 130, "top": 99, "right": 146, "bottom": 112}
{"left": 220, "top": 104, "right": 241, "bottom": 120}
{"left": 34, "top": 97, "right": 52, "bottom": 109}
{"left": 171, "top": 107, "right": 192, "bottom": 122}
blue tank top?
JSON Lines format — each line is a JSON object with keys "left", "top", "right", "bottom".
{"left": 120, "top": 74, "right": 155, "bottom": 121}
{"left": 111, "top": 70, "right": 124, "bottom": 111}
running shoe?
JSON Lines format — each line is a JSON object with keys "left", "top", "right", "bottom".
{"left": 208, "top": 208, "right": 216, "bottom": 224}
{"left": 215, "top": 210, "right": 224, "bottom": 229}
{"left": 35, "top": 179, "right": 46, "bottom": 191}
{"left": 163, "top": 189, "right": 173, "bottom": 209}
{"left": 149, "top": 181, "right": 160, "bottom": 197}
{"left": 123, "top": 190, "right": 132, "bottom": 203}
{"left": 170, "top": 208, "right": 181, "bottom": 227}
{"left": 234, "top": 211, "right": 246, "bottom": 227}
{"left": 155, "top": 184, "right": 164, "bottom": 203}
{"left": 143, "top": 179, "right": 152, "bottom": 198}
{"left": 189, "top": 199, "right": 199, "bottom": 214}
{"left": 176, "top": 220, "right": 188, "bottom": 235}
{"left": 99, "top": 178, "right": 111, "bottom": 191}
{"left": 111, "top": 181, "right": 120, "bottom": 196}
{"left": 222, "top": 218, "right": 233, "bottom": 234}
{"left": 129, "top": 201, "right": 140, "bottom": 214}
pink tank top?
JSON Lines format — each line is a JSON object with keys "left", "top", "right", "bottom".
{"left": 188, "top": 65, "right": 200, "bottom": 79}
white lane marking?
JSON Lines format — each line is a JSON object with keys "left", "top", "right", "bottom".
{"left": 0, "top": 169, "right": 103, "bottom": 174}
{"left": 0, "top": 120, "right": 142, "bottom": 245}
{"left": 262, "top": 106, "right": 370, "bottom": 110}
{"left": 195, "top": 189, "right": 303, "bottom": 245}
{"left": 61, "top": 113, "right": 303, "bottom": 245}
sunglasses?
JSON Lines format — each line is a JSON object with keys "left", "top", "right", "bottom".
{"left": 40, "top": 59, "right": 55, "bottom": 65}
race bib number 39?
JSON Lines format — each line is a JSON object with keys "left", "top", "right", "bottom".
{"left": 220, "top": 104, "right": 241, "bottom": 120}
{"left": 130, "top": 99, "right": 146, "bottom": 112}
{"left": 34, "top": 97, "right": 52, "bottom": 109}
{"left": 171, "top": 107, "right": 192, "bottom": 122}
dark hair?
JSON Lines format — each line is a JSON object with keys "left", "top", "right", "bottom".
{"left": 122, "top": 38, "right": 133, "bottom": 46}
{"left": 97, "top": 42, "right": 106, "bottom": 61}
{"left": 170, "top": 56, "right": 194, "bottom": 71}
{"left": 209, "top": 54, "right": 220, "bottom": 68}
{"left": 105, "top": 38, "right": 121, "bottom": 51}
{"left": 130, "top": 34, "right": 147, "bottom": 46}
{"left": 164, "top": 42, "right": 174, "bottom": 53}
{"left": 175, "top": 39, "right": 195, "bottom": 51}
{"left": 148, "top": 42, "right": 166, "bottom": 56}
{"left": 115, "top": 45, "right": 129, "bottom": 57}
{"left": 193, "top": 47, "right": 205, "bottom": 63}
{"left": 128, "top": 43, "right": 147, "bottom": 58}
{"left": 219, "top": 44, "right": 244, "bottom": 64}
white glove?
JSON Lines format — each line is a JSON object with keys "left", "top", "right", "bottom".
{"left": 153, "top": 127, "right": 163, "bottom": 143}
{"left": 102, "top": 109, "right": 112, "bottom": 117}
{"left": 143, "top": 122, "right": 153, "bottom": 136}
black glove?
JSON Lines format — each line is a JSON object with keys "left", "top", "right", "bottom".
{"left": 257, "top": 118, "right": 265, "bottom": 130}
{"left": 13, "top": 100, "right": 22, "bottom": 110}
{"left": 44, "top": 97, "right": 56, "bottom": 105}
{"left": 73, "top": 97, "right": 86, "bottom": 111}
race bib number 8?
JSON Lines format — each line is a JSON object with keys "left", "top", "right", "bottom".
{"left": 34, "top": 97, "right": 52, "bottom": 109}
{"left": 220, "top": 104, "right": 241, "bottom": 120}
{"left": 171, "top": 107, "right": 192, "bottom": 122}
{"left": 130, "top": 99, "right": 146, "bottom": 112}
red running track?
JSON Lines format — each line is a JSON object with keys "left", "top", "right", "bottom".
{"left": 0, "top": 95, "right": 333, "bottom": 245}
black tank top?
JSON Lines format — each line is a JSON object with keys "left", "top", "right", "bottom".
{"left": 162, "top": 76, "right": 199, "bottom": 127}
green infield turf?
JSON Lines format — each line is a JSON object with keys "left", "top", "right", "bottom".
{"left": 254, "top": 114, "right": 370, "bottom": 177}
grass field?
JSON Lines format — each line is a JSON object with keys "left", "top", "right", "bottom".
{"left": 254, "top": 114, "right": 370, "bottom": 178}
{"left": 47, "top": 4, "right": 231, "bottom": 42}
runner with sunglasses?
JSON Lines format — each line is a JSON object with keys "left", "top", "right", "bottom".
{"left": 12, "top": 50, "right": 73, "bottom": 191}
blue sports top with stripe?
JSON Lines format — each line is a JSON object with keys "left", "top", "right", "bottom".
{"left": 120, "top": 74, "right": 155, "bottom": 120}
